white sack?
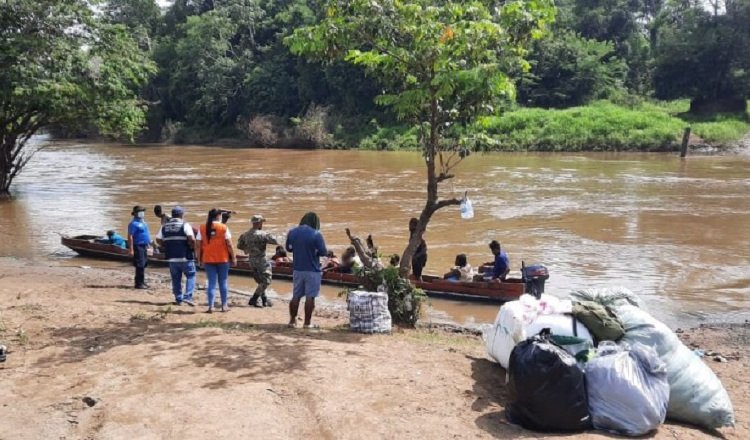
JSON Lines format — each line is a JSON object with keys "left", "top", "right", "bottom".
{"left": 484, "top": 294, "right": 593, "bottom": 369}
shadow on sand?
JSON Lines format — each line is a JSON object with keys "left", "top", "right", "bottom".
{"left": 35, "top": 317, "right": 366, "bottom": 390}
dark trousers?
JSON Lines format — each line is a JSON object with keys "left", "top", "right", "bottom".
{"left": 412, "top": 255, "right": 427, "bottom": 278}
{"left": 133, "top": 244, "right": 149, "bottom": 287}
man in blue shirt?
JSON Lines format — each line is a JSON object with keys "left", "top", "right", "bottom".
{"left": 128, "top": 205, "right": 152, "bottom": 289}
{"left": 489, "top": 240, "right": 510, "bottom": 281}
{"left": 285, "top": 212, "right": 327, "bottom": 328}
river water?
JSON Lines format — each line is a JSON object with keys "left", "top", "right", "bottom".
{"left": 1, "top": 139, "right": 749, "bottom": 327}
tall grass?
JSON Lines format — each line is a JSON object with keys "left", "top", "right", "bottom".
{"left": 352, "top": 100, "right": 750, "bottom": 152}
{"left": 476, "top": 102, "right": 684, "bottom": 151}
{"left": 474, "top": 100, "right": 749, "bottom": 151}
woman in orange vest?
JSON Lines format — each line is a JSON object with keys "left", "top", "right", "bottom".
{"left": 196, "top": 208, "right": 237, "bottom": 313}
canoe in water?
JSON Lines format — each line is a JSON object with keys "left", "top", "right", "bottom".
{"left": 61, "top": 235, "right": 525, "bottom": 303}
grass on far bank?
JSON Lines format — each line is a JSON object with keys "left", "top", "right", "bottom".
{"left": 476, "top": 100, "right": 750, "bottom": 152}
{"left": 357, "top": 100, "right": 750, "bottom": 152}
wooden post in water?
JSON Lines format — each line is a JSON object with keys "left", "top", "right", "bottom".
{"left": 680, "top": 127, "right": 691, "bottom": 158}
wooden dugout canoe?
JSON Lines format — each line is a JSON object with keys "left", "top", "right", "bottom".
{"left": 61, "top": 235, "right": 526, "bottom": 303}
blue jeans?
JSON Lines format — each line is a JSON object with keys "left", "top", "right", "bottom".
{"left": 169, "top": 261, "right": 196, "bottom": 303}
{"left": 205, "top": 262, "right": 230, "bottom": 308}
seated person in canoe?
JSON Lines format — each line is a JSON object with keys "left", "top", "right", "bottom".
{"left": 271, "top": 245, "right": 291, "bottom": 264}
{"left": 443, "top": 253, "right": 474, "bottom": 282}
{"left": 96, "top": 230, "right": 127, "bottom": 249}
{"left": 328, "top": 246, "right": 361, "bottom": 273}
{"left": 484, "top": 240, "right": 510, "bottom": 281}
{"left": 321, "top": 250, "right": 341, "bottom": 271}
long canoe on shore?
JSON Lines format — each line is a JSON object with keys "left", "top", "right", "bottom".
{"left": 61, "top": 235, "right": 526, "bottom": 303}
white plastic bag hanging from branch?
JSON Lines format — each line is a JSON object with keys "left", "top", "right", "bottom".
{"left": 460, "top": 191, "right": 474, "bottom": 219}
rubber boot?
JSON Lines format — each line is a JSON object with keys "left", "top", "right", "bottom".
{"left": 248, "top": 293, "right": 262, "bottom": 308}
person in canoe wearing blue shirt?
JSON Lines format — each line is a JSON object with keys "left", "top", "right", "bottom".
{"left": 488, "top": 240, "right": 510, "bottom": 281}
{"left": 96, "top": 230, "right": 127, "bottom": 249}
{"left": 128, "top": 205, "right": 152, "bottom": 289}
{"left": 285, "top": 212, "right": 327, "bottom": 328}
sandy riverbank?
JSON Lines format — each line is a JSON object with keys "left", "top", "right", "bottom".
{"left": 0, "top": 258, "right": 746, "bottom": 439}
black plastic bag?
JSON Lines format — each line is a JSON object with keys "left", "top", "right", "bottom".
{"left": 506, "top": 333, "right": 591, "bottom": 432}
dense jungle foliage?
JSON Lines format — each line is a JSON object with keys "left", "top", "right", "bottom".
{"left": 3, "top": 0, "right": 750, "bottom": 155}
{"left": 129, "top": 0, "right": 749, "bottom": 149}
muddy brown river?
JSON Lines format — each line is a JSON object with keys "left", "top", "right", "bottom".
{"left": 1, "top": 138, "right": 749, "bottom": 327}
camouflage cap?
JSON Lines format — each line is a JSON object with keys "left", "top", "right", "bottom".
{"left": 251, "top": 214, "right": 265, "bottom": 223}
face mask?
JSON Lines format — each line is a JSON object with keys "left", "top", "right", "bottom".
{"left": 137, "top": 211, "right": 145, "bottom": 219}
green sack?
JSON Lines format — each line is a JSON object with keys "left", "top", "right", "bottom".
{"left": 572, "top": 300, "right": 625, "bottom": 343}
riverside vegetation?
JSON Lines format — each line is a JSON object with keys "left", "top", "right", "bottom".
{"left": 363, "top": 100, "right": 750, "bottom": 152}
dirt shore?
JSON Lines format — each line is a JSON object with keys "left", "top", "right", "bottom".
{"left": 0, "top": 258, "right": 746, "bottom": 439}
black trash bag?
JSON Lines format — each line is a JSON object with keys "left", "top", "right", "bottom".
{"left": 506, "top": 333, "right": 591, "bottom": 432}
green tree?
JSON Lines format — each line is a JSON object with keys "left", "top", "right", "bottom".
{"left": 104, "top": 0, "right": 162, "bottom": 28}
{"left": 152, "top": 0, "right": 379, "bottom": 142}
{"left": 519, "top": 31, "right": 627, "bottom": 107}
{"left": 286, "top": 0, "right": 555, "bottom": 276}
{"left": 559, "top": 0, "right": 655, "bottom": 93}
{"left": 653, "top": 0, "right": 750, "bottom": 113}
{"left": 0, "top": 0, "right": 155, "bottom": 197}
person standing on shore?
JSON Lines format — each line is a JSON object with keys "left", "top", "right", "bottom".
{"left": 409, "top": 217, "right": 428, "bottom": 281}
{"left": 196, "top": 208, "right": 237, "bottom": 313}
{"left": 156, "top": 206, "right": 197, "bottom": 306}
{"left": 237, "top": 214, "right": 278, "bottom": 308}
{"left": 154, "top": 205, "right": 171, "bottom": 225}
{"left": 285, "top": 212, "right": 327, "bottom": 328}
{"left": 128, "top": 205, "right": 151, "bottom": 289}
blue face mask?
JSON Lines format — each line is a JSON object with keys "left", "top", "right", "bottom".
{"left": 136, "top": 211, "right": 145, "bottom": 219}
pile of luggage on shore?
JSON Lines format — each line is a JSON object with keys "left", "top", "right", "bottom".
{"left": 484, "top": 287, "right": 735, "bottom": 435}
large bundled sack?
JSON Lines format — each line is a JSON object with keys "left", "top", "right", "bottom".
{"left": 572, "top": 300, "right": 625, "bottom": 343}
{"left": 484, "top": 294, "right": 593, "bottom": 369}
{"left": 506, "top": 333, "right": 591, "bottom": 431}
{"left": 616, "top": 304, "right": 734, "bottom": 429}
{"left": 569, "top": 287, "right": 735, "bottom": 429}
{"left": 570, "top": 286, "right": 642, "bottom": 309}
{"left": 585, "top": 342, "right": 669, "bottom": 436}
{"left": 347, "top": 290, "right": 391, "bottom": 333}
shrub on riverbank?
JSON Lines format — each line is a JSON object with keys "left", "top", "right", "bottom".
{"left": 354, "top": 100, "right": 750, "bottom": 152}
{"left": 358, "top": 125, "right": 419, "bottom": 151}
{"left": 158, "top": 100, "right": 749, "bottom": 151}
{"left": 476, "top": 101, "right": 750, "bottom": 151}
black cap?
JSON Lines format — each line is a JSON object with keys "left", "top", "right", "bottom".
{"left": 131, "top": 205, "right": 146, "bottom": 216}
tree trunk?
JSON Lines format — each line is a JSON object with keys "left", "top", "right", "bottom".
{"left": 0, "top": 139, "right": 15, "bottom": 198}
{"left": 398, "top": 95, "right": 461, "bottom": 277}
{"left": 1, "top": 128, "right": 38, "bottom": 198}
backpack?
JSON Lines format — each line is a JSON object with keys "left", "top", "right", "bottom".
{"left": 572, "top": 300, "right": 625, "bottom": 343}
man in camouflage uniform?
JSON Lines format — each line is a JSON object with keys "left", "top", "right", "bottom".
{"left": 237, "top": 214, "right": 278, "bottom": 307}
